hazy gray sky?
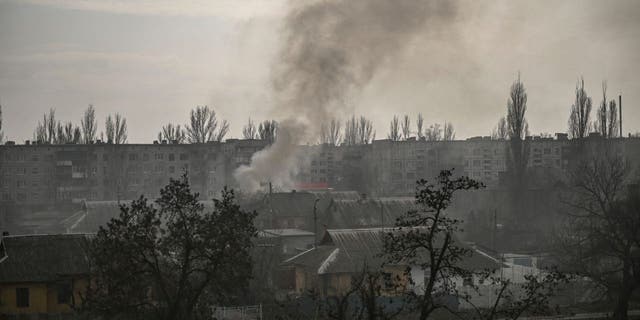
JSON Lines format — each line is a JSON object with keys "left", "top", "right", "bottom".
{"left": 1, "top": 0, "right": 639, "bottom": 142}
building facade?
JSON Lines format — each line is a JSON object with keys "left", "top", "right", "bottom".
{"left": 1, "top": 135, "right": 638, "bottom": 208}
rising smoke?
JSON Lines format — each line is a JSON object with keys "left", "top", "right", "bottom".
{"left": 234, "top": 0, "right": 457, "bottom": 192}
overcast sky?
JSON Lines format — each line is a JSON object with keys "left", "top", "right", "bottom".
{"left": 1, "top": 0, "right": 639, "bottom": 142}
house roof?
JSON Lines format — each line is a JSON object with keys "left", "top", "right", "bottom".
{"left": 324, "top": 198, "right": 415, "bottom": 228}
{"left": 285, "top": 228, "right": 501, "bottom": 275}
{"left": 262, "top": 229, "right": 315, "bottom": 237}
{"left": 0, "top": 234, "right": 92, "bottom": 283}
{"left": 71, "top": 200, "right": 220, "bottom": 233}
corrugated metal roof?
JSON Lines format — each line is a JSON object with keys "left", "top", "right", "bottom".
{"left": 263, "top": 229, "right": 315, "bottom": 237}
{"left": 286, "top": 228, "right": 502, "bottom": 275}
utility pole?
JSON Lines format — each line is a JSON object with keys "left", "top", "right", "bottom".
{"left": 313, "top": 198, "right": 319, "bottom": 247}
{"left": 380, "top": 200, "right": 384, "bottom": 227}
{"left": 493, "top": 209, "right": 497, "bottom": 253}
{"left": 619, "top": 95, "right": 622, "bottom": 138}
{"left": 268, "top": 182, "right": 274, "bottom": 228}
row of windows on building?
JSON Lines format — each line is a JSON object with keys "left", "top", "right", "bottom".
{"left": 1, "top": 153, "right": 54, "bottom": 162}
{"left": 2, "top": 192, "right": 54, "bottom": 202}
{"left": 0, "top": 166, "right": 54, "bottom": 175}
{"left": 119, "top": 152, "right": 190, "bottom": 162}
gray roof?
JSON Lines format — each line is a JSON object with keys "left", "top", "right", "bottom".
{"left": 262, "top": 229, "right": 315, "bottom": 237}
{"left": 0, "top": 234, "right": 92, "bottom": 283}
{"left": 285, "top": 228, "right": 501, "bottom": 274}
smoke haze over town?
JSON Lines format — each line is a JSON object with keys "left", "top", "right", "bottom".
{"left": 1, "top": 0, "right": 640, "bottom": 142}
{"left": 1, "top": 1, "right": 640, "bottom": 319}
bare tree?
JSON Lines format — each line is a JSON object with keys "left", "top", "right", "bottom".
{"left": 34, "top": 108, "right": 57, "bottom": 144}
{"left": 357, "top": 116, "right": 375, "bottom": 144}
{"left": 158, "top": 123, "right": 186, "bottom": 143}
{"left": 73, "top": 126, "right": 82, "bottom": 144}
{"left": 388, "top": 115, "right": 401, "bottom": 141}
{"left": 0, "top": 104, "right": 3, "bottom": 143}
{"left": 424, "top": 123, "right": 442, "bottom": 141}
{"left": 568, "top": 77, "right": 592, "bottom": 139}
{"left": 507, "top": 75, "right": 528, "bottom": 141}
{"left": 105, "top": 115, "right": 115, "bottom": 143}
{"left": 342, "top": 116, "right": 375, "bottom": 145}
{"left": 506, "top": 74, "right": 530, "bottom": 176}
{"left": 55, "top": 122, "right": 65, "bottom": 144}
{"left": 242, "top": 118, "right": 257, "bottom": 139}
{"left": 343, "top": 116, "right": 358, "bottom": 146}
{"left": 81, "top": 104, "right": 98, "bottom": 144}
{"left": 185, "top": 105, "right": 228, "bottom": 143}
{"left": 56, "top": 122, "right": 77, "bottom": 144}
{"left": 385, "top": 170, "right": 567, "bottom": 320}
{"left": 401, "top": 114, "right": 411, "bottom": 140}
{"left": 416, "top": 113, "right": 424, "bottom": 140}
{"left": 559, "top": 145, "right": 639, "bottom": 320}
{"left": 594, "top": 81, "right": 618, "bottom": 138}
{"left": 491, "top": 116, "right": 508, "bottom": 140}
{"left": 258, "top": 120, "right": 277, "bottom": 144}
{"left": 384, "top": 170, "right": 484, "bottom": 320}
{"left": 113, "top": 114, "right": 127, "bottom": 144}
{"left": 214, "top": 119, "right": 229, "bottom": 142}
{"left": 320, "top": 118, "right": 342, "bottom": 146}
{"left": 329, "top": 119, "right": 342, "bottom": 146}
{"left": 443, "top": 122, "right": 455, "bottom": 141}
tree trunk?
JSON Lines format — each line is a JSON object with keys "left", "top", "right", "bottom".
{"left": 612, "top": 259, "right": 633, "bottom": 320}
{"left": 612, "top": 285, "right": 631, "bottom": 320}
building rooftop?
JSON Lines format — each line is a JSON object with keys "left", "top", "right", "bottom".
{"left": 262, "top": 229, "right": 315, "bottom": 237}
{"left": 0, "top": 234, "right": 92, "bottom": 283}
{"left": 285, "top": 228, "right": 502, "bottom": 275}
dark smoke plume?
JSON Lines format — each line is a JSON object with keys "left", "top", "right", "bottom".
{"left": 235, "top": 0, "right": 456, "bottom": 191}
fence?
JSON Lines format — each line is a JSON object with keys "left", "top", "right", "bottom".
{"left": 213, "top": 304, "right": 263, "bottom": 320}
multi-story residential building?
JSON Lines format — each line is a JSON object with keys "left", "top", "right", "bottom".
{"left": 0, "top": 139, "right": 268, "bottom": 207}
{"left": 1, "top": 135, "right": 638, "bottom": 207}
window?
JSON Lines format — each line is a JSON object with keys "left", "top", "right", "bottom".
{"left": 382, "top": 272, "right": 395, "bottom": 290}
{"left": 16, "top": 288, "right": 29, "bottom": 308}
{"left": 169, "top": 166, "right": 175, "bottom": 174}
{"left": 156, "top": 153, "right": 164, "bottom": 160}
{"left": 143, "top": 153, "right": 149, "bottom": 161}
{"left": 169, "top": 153, "right": 175, "bottom": 161}
{"left": 180, "top": 153, "right": 188, "bottom": 161}
{"left": 129, "top": 154, "right": 138, "bottom": 161}
{"left": 56, "top": 282, "right": 72, "bottom": 304}
{"left": 463, "top": 275, "right": 473, "bottom": 287}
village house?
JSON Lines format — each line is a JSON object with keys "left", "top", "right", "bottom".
{"left": 283, "top": 228, "right": 502, "bottom": 301}
{"left": 0, "top": 233, "right": 91, "bottom": 318}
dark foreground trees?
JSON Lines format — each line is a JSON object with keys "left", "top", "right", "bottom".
{"left": 384, "top": 170, "right": 567, "bottom": 320}
{"left": 82, "top": 175, "right": 257, "bottom": 320}
{"left": 559, "top": 145, "right": 640, "bottom": 320}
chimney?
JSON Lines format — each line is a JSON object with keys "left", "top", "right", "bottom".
{"left": 619, "top": 95, "right": 622, "bottom": 138}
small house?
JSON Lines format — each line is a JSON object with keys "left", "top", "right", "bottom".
{"left": 0, "top": 234, "right": 91, "bottom": 318}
